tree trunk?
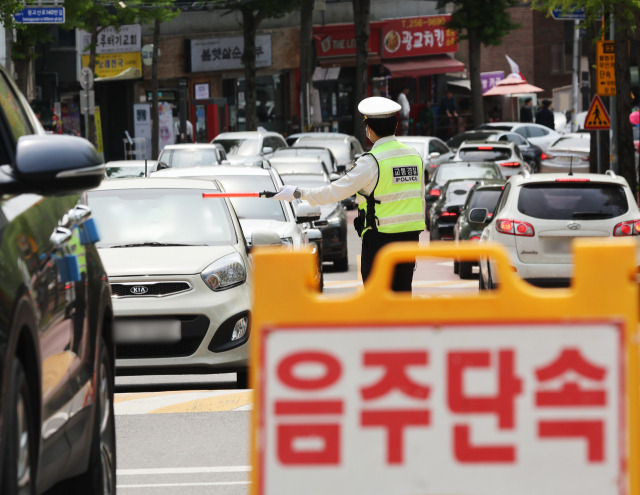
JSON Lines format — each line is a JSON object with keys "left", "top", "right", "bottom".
{"left": 300, "top": 0, "right": 314, "bottom": 132}
{"left": 353, "top": 0, "right": 370, "bottom": 147}
{"left": 613, "top": 4, "right": 635, "bottom": 198}
{"left": 151, "top": 18, "right": 160, "bottom": 159}
{"left": 467, "top": 27, "right": 483, "bottom": 128}
{"left": 241, "top": 8, "right": 259, "bottom": 131}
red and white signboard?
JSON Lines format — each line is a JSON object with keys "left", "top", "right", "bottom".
{"left": 380, "top": 15, "right": 457, "bottom": 59}
{"left": 259, "top": 322, "right": 624, "bottom": 495}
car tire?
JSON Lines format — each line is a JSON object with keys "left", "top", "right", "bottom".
{"left": 429, "top": 227, "right": 440, "bottom": 241}
{"left": 459, "top": 261, "right": 473, "bottom": 280}
{"left": 237, "top": 369, "right": 249, "bottom": 389}
{"left": 334, "top": 252, "right": 349, "bottom": 272}
{"left": 2, "top": 358, "right": 37, "bottom": 495}
{"left": 66, "top": 337, "right": 116, "bottom": 495}
{"left": 453, "top": 260, "right": 459, "bottom": 275}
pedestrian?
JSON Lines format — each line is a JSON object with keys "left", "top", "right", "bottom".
{"left": 535, "top": 99, "right": 555, "bottom": 130}
{"left": 520, "top": 97, "right": 533, "bottom": 123}
{"left": 174, "top": 119, "right": 194, "bottom": 143}
{"left": 397, "top": 86, "right": 411, "bottom": 136}
{"left": 437, "top": 90, "right": 458, "bottom": 140}
{"left": 419, "top": 100, "right": 435, "bottom": 136}
{"left": 274, "top": 96, "right": 425, "bottom": 292}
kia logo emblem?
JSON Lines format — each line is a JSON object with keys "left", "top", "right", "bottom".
{"left": 567, "top": 222, "right": 581, "bottom": 230}
{"left": 130, "top": 286, "right": 149, "bottom": 295}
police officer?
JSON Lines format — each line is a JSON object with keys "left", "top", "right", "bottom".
{"left": 274, "top": 96, "right": 426, "bottom": 292}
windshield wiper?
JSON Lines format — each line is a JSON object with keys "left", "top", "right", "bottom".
{"left": 572, "top": 211, "right": 611, "bottom": 220}
{"left": 108, "top": 242, "right": 198, "bottom": 248}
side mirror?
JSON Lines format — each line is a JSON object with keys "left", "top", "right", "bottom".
{"left": 0, "top": 134, "right": 104, "bottom": 195}
{"left": 251, "top": 230, "right": 282, "bottom": 247}
{"left": 329, "top": 173, "right": 341, "bottom": 182}
{"left": 469, "top": 207, "right": 489, "bottom": 223}
{"left": 262, "top": 146, "right": 274, "bottom": 155}
{"left": 295, "top": 202, "right": 322, "bottom": 223}
{"left": 429, "top": 152, "right": 441, "bottom": 160}
{"left": 156, "top": 161, "right": 170, "bottom": 170}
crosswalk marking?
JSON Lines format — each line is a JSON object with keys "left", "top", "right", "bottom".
{"left": 118, "top": 466, "right": 251, "bottom": 475}
{"left": 115, "top": 390, "right": 253, "bottom": 415}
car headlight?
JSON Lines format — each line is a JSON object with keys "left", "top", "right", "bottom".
{"left": 201, "top": 253, "right": 246, "bottom": 291}
{"left": 281, "top": 236, "right": 294, "bottom": 250}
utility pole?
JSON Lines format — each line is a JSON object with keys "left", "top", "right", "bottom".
{"left": 571, "top": 20, "right": 580, "bottom": 132}
{"left": 609, "top": 15, "right": 617, "bottom": 173}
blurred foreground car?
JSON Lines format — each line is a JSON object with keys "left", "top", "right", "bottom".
{"left": 539, "top": 132, "right": 590, "bottom": 174}
{"left": 478, "top": 171, "right": 640, "bottom": 289}
{"left": 453, "top": 182, "right": 505, "bottom": 279}
{"left": 105, "top": 159, "right": 158, "bottom": 178}
{"left": 86, "top": 178, "right": 276, "bottom": 388}
{"left": 0, "top": 66, "right": 115, "bottom": 495}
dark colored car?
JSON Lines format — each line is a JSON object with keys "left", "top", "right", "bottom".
{"left": 453, "top": 182, "right": 506, "bottom": 279}
{"left": 429, "top": 178, "right": 504, "bottom": 241}
{"left": 425, "top": 161, "right": 503, "bottom": 228}
{"left": 448, "top": 130, "right": 544, "bottom": 172}
{"left": 280, "top": 173, "right": 349, "bottom": 271}
{"left": 0, "top": 66, "right": 115, "bottom": 494}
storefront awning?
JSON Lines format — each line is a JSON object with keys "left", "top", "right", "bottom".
{"left": 383, "top": 55, "right": 466, "bottom": 78}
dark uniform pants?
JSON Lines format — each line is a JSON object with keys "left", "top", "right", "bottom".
{"left": 360, "top": 230, "right": 422, "bottom": 292}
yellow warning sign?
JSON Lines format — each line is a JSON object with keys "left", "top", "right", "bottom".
{"left": 584, "top": 94, "right": 610, "bottom": 130}
{"left": 596, "top": 40, "right": 615, "bottom": 96}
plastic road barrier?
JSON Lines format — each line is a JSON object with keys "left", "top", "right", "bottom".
{"left": 250, "top": 239, "right": 639, "bottom": 495}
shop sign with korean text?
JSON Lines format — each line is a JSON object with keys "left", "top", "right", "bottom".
{"left": 189, "top": 35, "right": 271, "bottom": 72}
{"left": 313, "top": 22, "right": 382, "bottom": 59}
{"left": 76, "top": 24, "right": 141, "bottom": 55}
{"left": 250, "top": 240, "right": 640, "bottom": 495}
{"left": 81, "top": 52, "right": 141, "bottom": 79}
{"left": 597, "top": 40, "right": 615, "bottom": 97}
{"left": 380, "top": 15, "right": 457, "bottom": 59}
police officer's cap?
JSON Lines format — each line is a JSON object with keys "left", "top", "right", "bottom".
{"left": 358, "top": 97, "right": 401, "bottom": 119}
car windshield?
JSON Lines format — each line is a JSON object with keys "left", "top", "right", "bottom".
{"left": 87, "top": 188, "right": 237, "bottom": 247}
{"left": 274, "top": 148, "right": 333, "bottom": 170}
{"left": 105, "top": 165, "right": 146, "bottom": 178}
{"left": 280, "top": 173, "right": 329, "bottom": 188}
{"left": 517, "top": 183, "right": 628, "bottom": 220}
{"left": 469, "top": 188, "right": 503, "bottom": 211}
{"left": 270, "top": 159, "right": 326, "bottom": 176}
{"left": 295, "top": 138, "right": 351, "bottom": 164}
{"left": 211, "top": 175, "right": 286, "bottom": 221}
{"left": 448, "top": 132, "right": 495, "bottom": 149}
{"left": 436, "top": 165, "right": 501, "bottom": 185}
{"left": 214, "top": 138, "right": 260, "bottom": 156}
{"left": 158, "top": 148, "right": 221, "bottom": 167}
{"left": 458, "top": 147, "right": 512, "bottom": 161}
{"left": 444, "top": 181, "right": 476, "bottom": 205}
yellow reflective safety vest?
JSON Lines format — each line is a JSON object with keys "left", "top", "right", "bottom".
{"left": 357, "top": 139, "right": 425, "bottom": 236}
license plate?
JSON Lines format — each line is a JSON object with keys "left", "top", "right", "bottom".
{"left": 114, "top": 319, "right": 181, "bottom": 344}
{"left": 543, "top": 237, "right": 571, "bottom": 254}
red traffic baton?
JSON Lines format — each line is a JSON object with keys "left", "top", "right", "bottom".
{"left": 202, "top": 191, "right": 277, "bottom": 198}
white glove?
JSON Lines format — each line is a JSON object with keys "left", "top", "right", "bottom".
{"left": 273, "top": 185, "right": 299, "bottom": 202}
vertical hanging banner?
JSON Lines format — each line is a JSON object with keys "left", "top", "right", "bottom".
{"left": 596, "top": 40, "right": 616, "bottom": 97}
{"left": 250, "top": 240, "right": 639, "bottom": 495}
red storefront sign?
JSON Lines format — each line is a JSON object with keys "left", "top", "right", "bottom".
{"left": 380, "top": 15, "right": 457, "bottom": 59}
{"left": 313, "top": 22, "right": 382, "bottom": 58}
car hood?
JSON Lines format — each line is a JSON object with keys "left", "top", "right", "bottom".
{"left": 239, "top": 219, "right": 294, "bottom": 240}
{"left": 97, "top": 245, "right": 239, "bottom": 277}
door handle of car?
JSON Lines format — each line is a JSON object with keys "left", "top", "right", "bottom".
{"left": 50, "top": 226, "right": 73, "bottom": 246}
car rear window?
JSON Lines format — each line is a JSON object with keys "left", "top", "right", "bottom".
{"left": 212, "top": 175, "right": 286, "bottom": 221}
{"left": 517, "top": 183, "right": 628, "bottom": 220}
{"left": 436, "top": 165, "right": 501, "bottom": 185}
{"left": 159, "top": 149, "right": 221, "bottom": 167}
{"left": 458, "top": 147, "right": 512, "bottom": 161}
{"left": 469, "top": 189, "right": 503, "bottom": 210}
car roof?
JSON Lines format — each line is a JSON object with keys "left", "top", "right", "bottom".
{"left": 509, "top": 171, "right": 628, "bottom": 186}
{"left": 105, "top": 160, "right": 158, "bottom": 167}
{"left": 289, "top": 132, "right": 351, "bottom": 139}
{"left": 161, "top": 143, "right": 223, "bottom": 150}
{"left": 268, "top": 155, "right": 323, "bottom": 164}
{"left": 93, "top": 177, "right": 223, "bottom": 191}
{"left": 458, "top": 140, "right": 516, "bottom": 148}
{"left": 153, "top": 165, "right": 272, "bottom": 178}
{"left": 214, "top": 130, "right": 284, "bottom": 139}
{"left": 438, "top": 161, "right": 499, "bottom": 168}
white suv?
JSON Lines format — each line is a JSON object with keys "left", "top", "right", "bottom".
{"left": 477, "top": 170, "right": 640, "bottom": 289}
{"left": 212, "top": 130, "right": 287, "bottom": 166}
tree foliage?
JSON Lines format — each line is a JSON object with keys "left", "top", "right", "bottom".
{"left": 210, "top": 0, "right": 303, "bottom": 130}
{"left": 437, "top": 0, "right": 520, "bottom": 128}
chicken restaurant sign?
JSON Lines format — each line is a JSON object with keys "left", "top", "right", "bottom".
{"left": 189, "top": 35, "right": 272, "bottom": 72}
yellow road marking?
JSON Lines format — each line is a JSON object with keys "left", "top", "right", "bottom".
{"left": 149, "top": 391, "right": 252, "bottom": 414}
{"left": 115, "top": 390, "right": 209, "bottom": 404}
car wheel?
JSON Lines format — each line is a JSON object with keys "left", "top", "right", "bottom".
{"left": 67, "top": 337, "right": 116, "bottom": 495}
{"left": 2, "top": 359, "right": 37, "bottom": 495}
{"left": 334, "top": 252, "right": 349, "bottom": 272}
{"left": 453, "top": 261, "right": 459, "bottom": 275}
{"left": 429, "top": 227, "right": 440, "bottom": 241}
{"left": 459, "top": 261, "right": 473, "bottom": 279}
{"left": 237, "top": 369, "right": 249, "bottom": 389}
